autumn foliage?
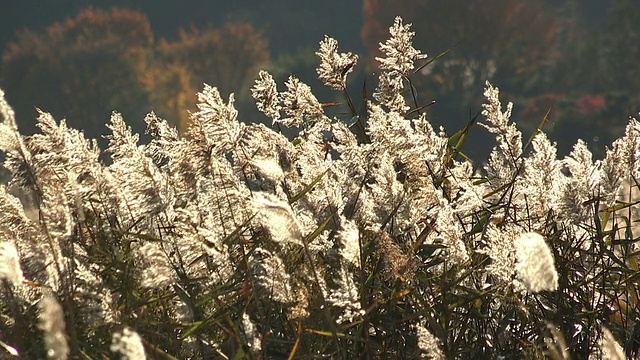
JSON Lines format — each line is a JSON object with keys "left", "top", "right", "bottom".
{"left": 0, "top": 7, "right": 270, "bottom": 140}
{"left": 361, "top": 0, "right": 558, "bottom": 96}
{"left": 1, "top": 7, "right": 154, "bottom": 140}
{"left": 152, "top": 21, "right": 270, "bottom": 132}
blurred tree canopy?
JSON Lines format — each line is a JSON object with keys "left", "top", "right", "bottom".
{"left": 361, "top": 0, "right": 559, "bottom": 159}
{"left": 536, "top": 0, "right": 640, "bottom": 155}
{"left": 152, "top": 21, "right": 269, "bottom": 132}
{"left": 360, "top": 0, "right": 640, "bottom": 158}
{"left": 1, "top": 1, "right": 639, "bottom": 159}
{"left": 1, "top": 7, "right": 154, "bottom": 140}
{"left": 361, "top": 0, "right": 558, "bottom": 101}
{"left": 0, "top": 7, "right": 270, "bottom": 143}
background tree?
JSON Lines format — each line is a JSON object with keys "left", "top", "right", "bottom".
{"left": 153, "top": 21, "right": 270, "bottom": 131}
{"left": 1, "top": 7, "right": 272, "bottom": 140}
{"left": 601, "top": 0, "right": 640, "bottom": 98}
{"left": 361, "top": 0, "right": 557, "bottom": 98}
{"left": 1, "top": 7, "right": 154, "bottom": 142}
{"left": 535, "top": 0, "right": 640, "bottom": 156}
{"left": 361, "top": 0, "right": 559, "bottom": 159}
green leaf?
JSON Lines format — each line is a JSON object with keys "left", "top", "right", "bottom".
{"left": 305, "top": 213, "right": 334, "bottom": 245}
{"left": 413, "top": 40, "right": 462, "bottom": 74}
{"left": 447, "top": 112, "right": 479, "bottom": 161}
{"left": 288, "top": 168, "right": 328, "bottom": 204}
{"left": 231, "top": 348, "right": 249, "bottom": 360}
{"left": 602, "top": 199, "right": 640, "bottom": 213}
{"left": 523, "top": 107, "right": 552, "bottom": 152}
{"left": 181, "top": 321, "right": 205, "bottom": 339}
{"left": 405, "top": 99, "right": 436, "bottom": 117}
{"left": 416, "top": 243, "right": 447, "bottom": 258}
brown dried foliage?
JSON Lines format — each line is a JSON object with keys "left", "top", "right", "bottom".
{"left": 153, "top": 21, "right": 270, "bottom": 131}
{"left": 361, "top": 0, "right": 559, "bottom": 93}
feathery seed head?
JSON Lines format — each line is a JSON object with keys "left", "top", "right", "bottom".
{"left": 39, "top": 294, "right": 69, "bottom": 360}
{"left": 514, "top": 232, "right": 558, "bottom": 293}
{"left": 252, "top": 70, "right": 281, "bottom": 122}
{"left": 316, "top": 36, "right": 358, "bottom": 90}
{"left": 0, "top": 242, "right": 23, "bottom": 286}
{"left": 111, "top": 327, "right": 146, "bottom": 360}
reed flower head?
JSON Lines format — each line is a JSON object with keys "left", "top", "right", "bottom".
{"left": 416, "top": 324, "right": 445, "bottom": 359}
{"left": 280, "top": 76, "right": 324, "bottom": 127}
{"left": 0, "top": 242, "right": 23, "bottom": 286}
{"left": 138, "top": 242, "right": 176, "bottom": 289}
{"left": 111, "top": 327, "right": 146, "bottom": 360}
{"left": 337, "top": 219, "right": 361, "bottom": 268}
{"left": 253, "top": 192, "right": 304, "bottom": 245}
{"left": 249, "top": 247, "right": 292, "bottom": 303}
{"left": 514, "top": 232, "right": 558, "bottom": 292}
{"left": 376, "top": 16, "right": 426, "bottom": 76}
{"left": 251, "top": 70, "right": 281, "bottom": 122}
{"left": 316, "top": 36, "right": 358, "bottom": 90}
{"left": 373, "top": 17, "right": 425, "bottom": 113}
{"left": 39, "top": 294, "right": 69, "bottom": 360}
{"left": 591, "top": 326, "right": 626, "bottom": 360}
{"left": 242, "top": 313, "right": 261, "bottom": 353}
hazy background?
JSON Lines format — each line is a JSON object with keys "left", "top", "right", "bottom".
{"left": 0, "top": 0, "right": 637, "bottom": 161}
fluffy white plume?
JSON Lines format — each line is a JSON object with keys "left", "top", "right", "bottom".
{"left": 514, "top": 232, "right": 558, "bottom": 292}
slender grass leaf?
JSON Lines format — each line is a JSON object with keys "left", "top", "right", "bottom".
{"left": 288, "top": 169, "right": 328, "bottom": 204}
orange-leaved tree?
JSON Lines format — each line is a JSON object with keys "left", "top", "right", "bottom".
{"left": 1, "top": 8, "right": 271, "bottom": 140}
{"left": 152, "top": 21, "right": 270, "bottom": 132}
{"left": 1, "top": 7, "right": 154, "bottom": 141}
